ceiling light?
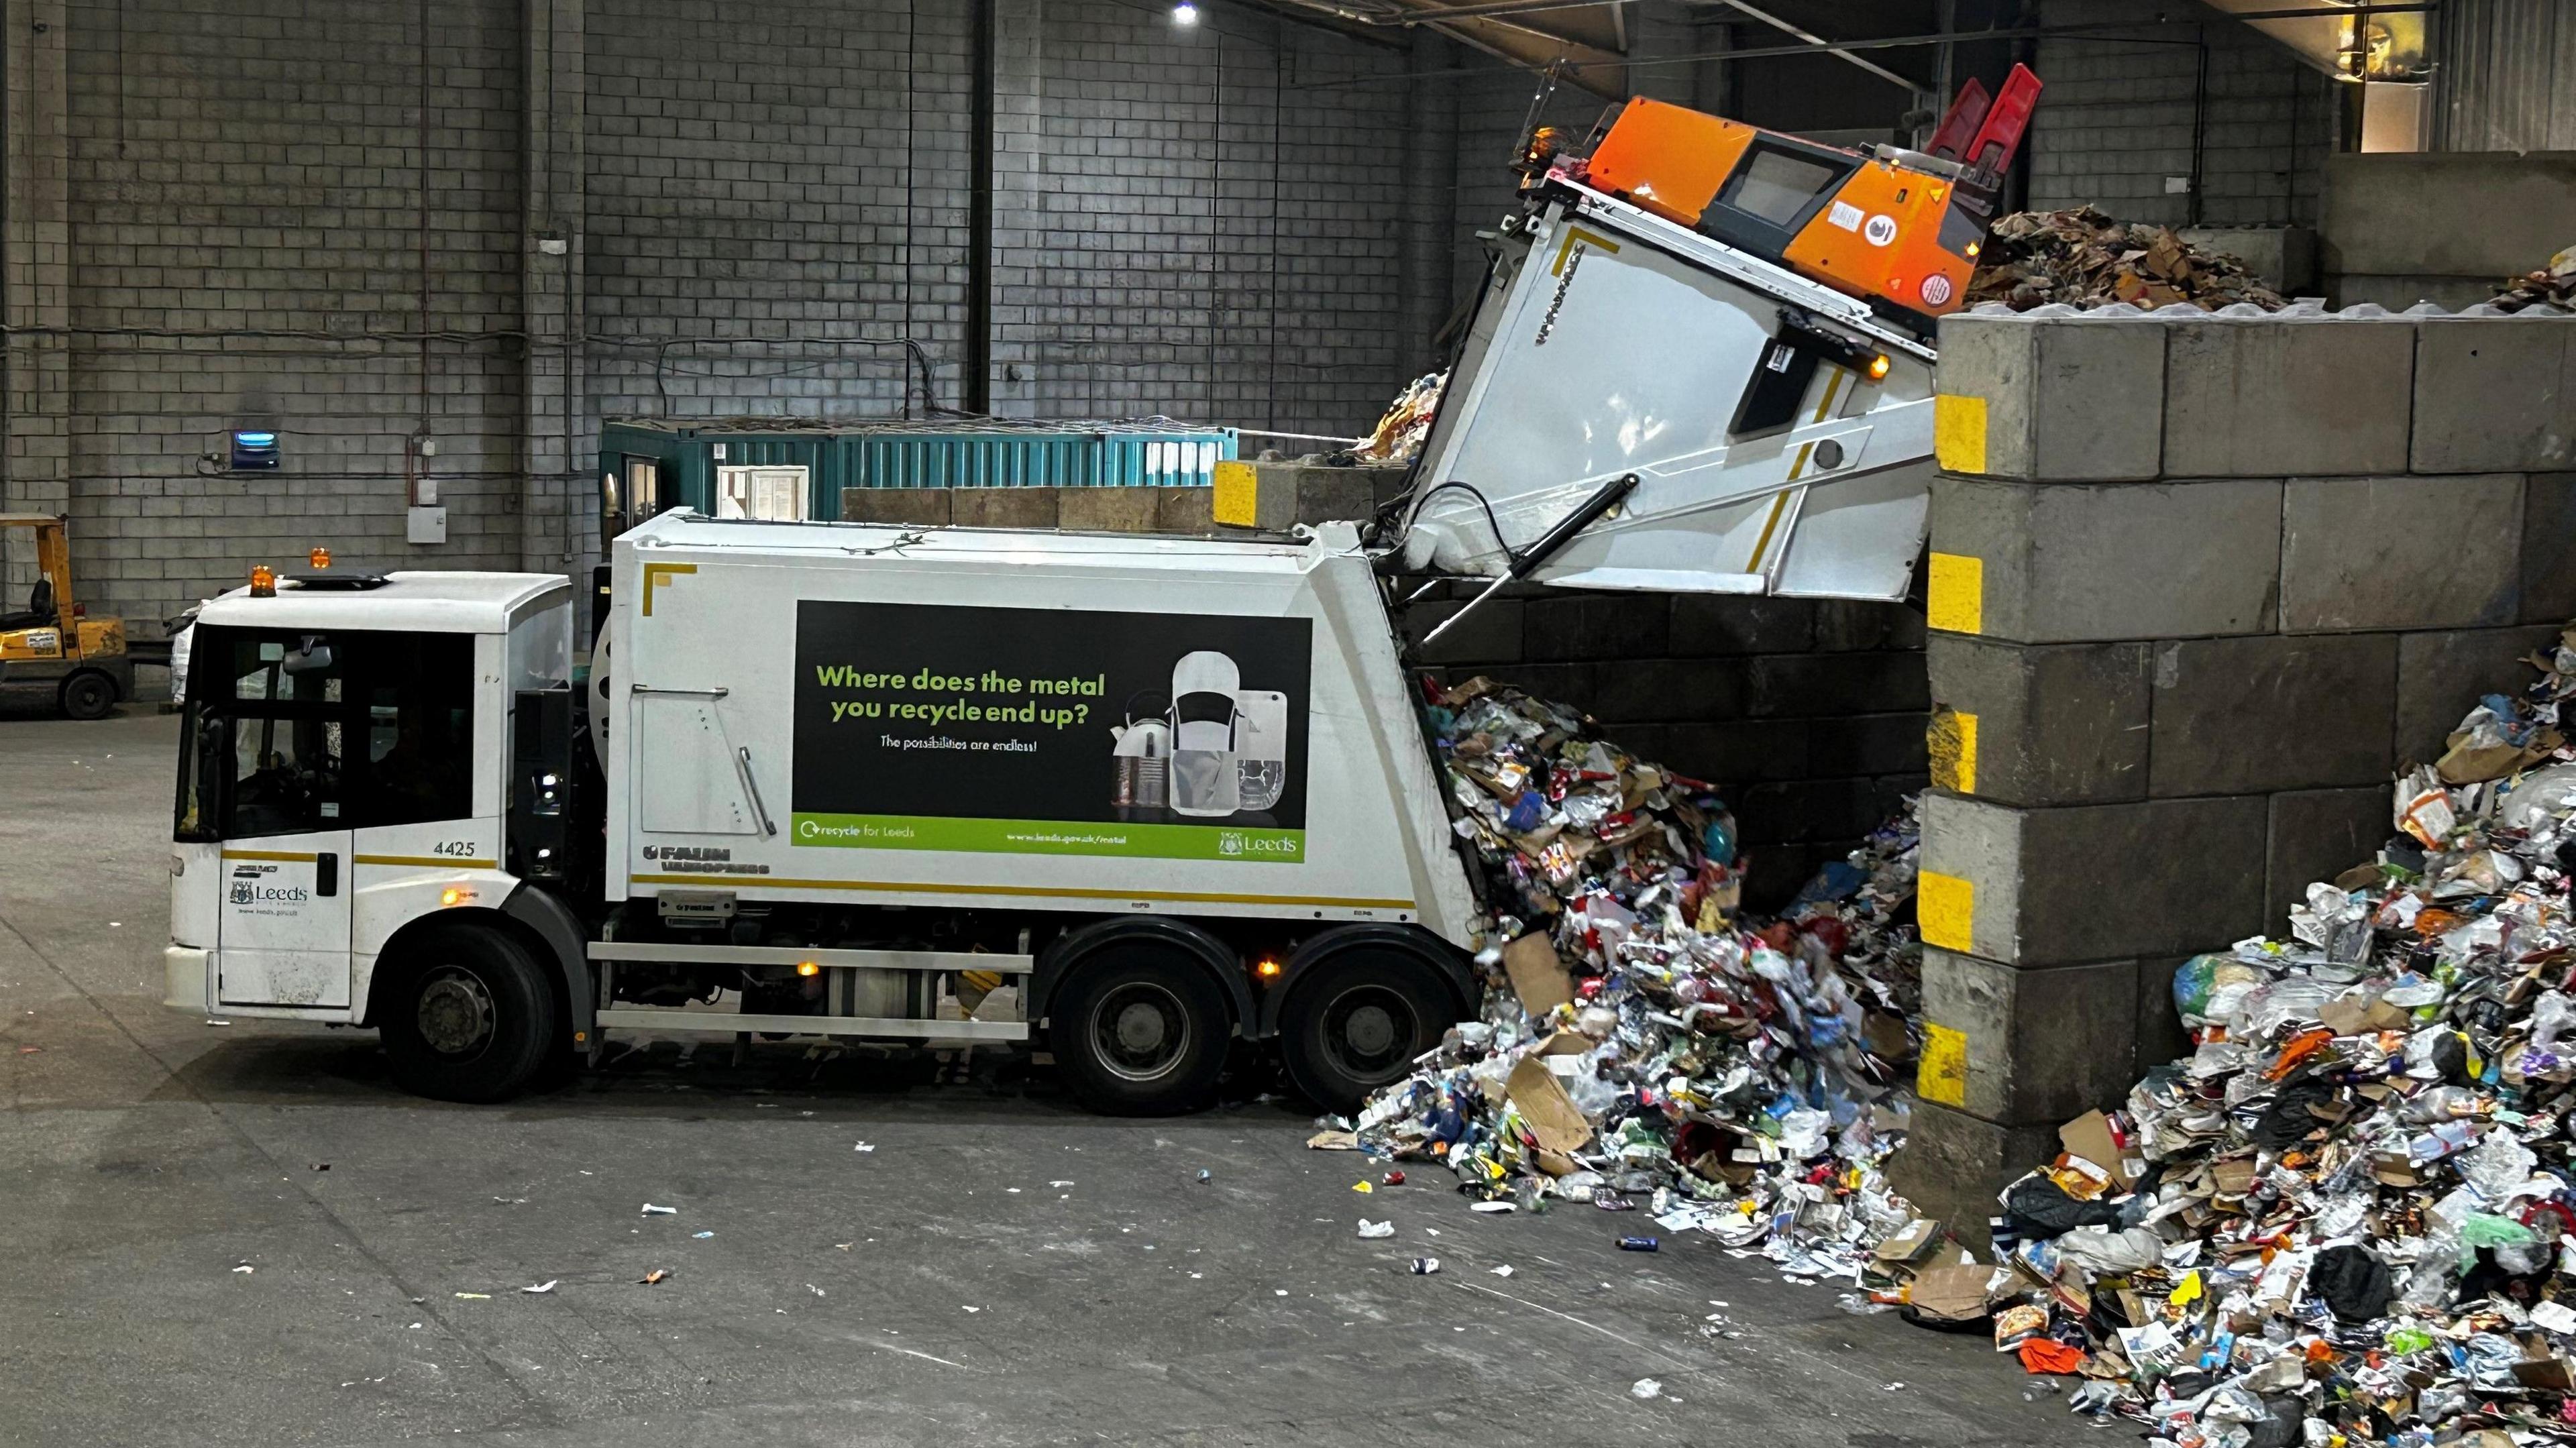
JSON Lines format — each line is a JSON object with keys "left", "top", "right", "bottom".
{"left": 1173, "top": 1, "right": 1199, "bottom": 23}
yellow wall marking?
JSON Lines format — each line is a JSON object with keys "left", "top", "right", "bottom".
{"left": 1919, "top": 870, "right": 1974, "bottom": 952}
{"left": 1918, "top": 1021, "right": 1970, "bottom": 1107}
{"left": 1927, "top": 708, "right": 1979, "bottom": 795}
{"left": 641, "top": 562, "right": 698, "bottom": 617}
{"left": 1548, "top": 225, "right": 1621, "bottom": 276}
{"left": 1211, "top": 459, "right": 1259, "bottom": 527}
{"left": 1925, "top": 551, "right": 1984, "bottom": 634}
{"left": 1933, "top": 392, "right": 1988, "bottom": 474}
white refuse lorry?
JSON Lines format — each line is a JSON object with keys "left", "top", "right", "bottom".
{"left": 167, "top": 519, "right": 1490, "bottom": 1112}
{"left": 163, "top": 80, "right": 2037, "bottom": 1112}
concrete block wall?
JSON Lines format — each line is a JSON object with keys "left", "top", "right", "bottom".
{"left": 1895, "top": 302, "right": 2576, "bottom": 1225}
{"left": 1403, "top": 588, "right": 1931, "bottom": 912}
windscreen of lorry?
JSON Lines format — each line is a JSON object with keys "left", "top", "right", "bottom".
{"left": 174, "top": 625, "right": 476, "bottom": 842}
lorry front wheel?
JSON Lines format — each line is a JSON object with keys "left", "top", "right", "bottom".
{"left": 1278, "top": 952, "right": 1450, "bottom": 1115}
{"left": 379, "top": 924, "right": 558, "bottom": 1103}
{"left": 1049, "top": 948, "right": 1230, "bottom": 1115}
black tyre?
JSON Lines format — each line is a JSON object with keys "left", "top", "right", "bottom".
{"left": 1277, "top": 950, "right": 1452, "bottom": 1115}
{"left": 378, "top": 924, "right": 557, "bottom": 1103}
{"left": 58, "top": 671, "right": 115, "bottom": 721}
{"left": 1048, "top": 945, "right": 1232, "bottom": 1115}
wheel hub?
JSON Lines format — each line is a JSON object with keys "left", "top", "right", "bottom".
{"left": 1093, "top": 983, "right": 1189, "bottom": 1082}
{"left": 1342, "top": 1003, "right": 1397, "bottom": 1057}
{"left": 1321, "top": 985, "right": 1417, "bottom": 1082}
{"left": 417, "top": 967, "right": 496, "bottom": 1056}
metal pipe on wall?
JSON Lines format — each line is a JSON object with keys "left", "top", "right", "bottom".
{"left": 966, "top": 0, "right": 997, "bottom": 414}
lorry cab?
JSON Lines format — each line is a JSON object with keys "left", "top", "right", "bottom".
{"left": 165, "top": 570, "right": 576, "bottom": 1064}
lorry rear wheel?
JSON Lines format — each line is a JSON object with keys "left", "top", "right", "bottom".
{"left": 1049, "top": 948, "right": 1230, "bottom": 1115}
{"left": 1278, "top": 952, "right": 1450, "bottom": 1115}
{"left": 379, "top": 924, "right": 557, "bottom": 1103}
{"left": 58, "top": 671, "right": 115, "bottom": 721}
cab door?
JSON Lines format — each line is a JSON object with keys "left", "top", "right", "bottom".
{"left": 202, "top": 633, "right": 356, "bottom": 1008}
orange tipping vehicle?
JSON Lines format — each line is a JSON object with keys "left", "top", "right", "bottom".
{"left": 1574, "top": 64, "right": 2041, "bottom": 329}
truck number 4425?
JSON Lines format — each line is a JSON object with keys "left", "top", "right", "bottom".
{"left": 429, "top": 840, "right": 478, "bottom": 857}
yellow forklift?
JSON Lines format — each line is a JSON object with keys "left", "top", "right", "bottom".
{"left": 0, "top": 513, "right": 131, "bottom": 719}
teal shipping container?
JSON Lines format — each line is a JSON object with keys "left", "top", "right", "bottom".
{"left": 597, "top": 416, "right": 1239, "bottom": 526}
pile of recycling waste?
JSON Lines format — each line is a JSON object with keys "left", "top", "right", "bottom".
{"left": 1356, "top": 627, "right": 2576, "bottom": 1445}
{"left": 1925, "top": 627, "right": 2576, "bottom": 1445}
{"left": 1966, "top": 206, "right": 2288, "bottom": 312}
{"left": 1346, "top": 674, "right": 1925, "bottom": 1278}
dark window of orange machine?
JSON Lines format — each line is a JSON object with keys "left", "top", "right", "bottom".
{"left": 1723, "top": 146, "right": 1842, "bottom": 228}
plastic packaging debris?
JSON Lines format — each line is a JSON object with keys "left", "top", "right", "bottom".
{"left": 1617, "top": 1236, "right": 1660, "bottom": 1252}
{"left": 1350, "top": 372, "right": 1445, "bottom": 465}
{"left": 1358, "top": 1219, "right": 1395, "bottom": 1239}
{"left": 1896, "top": 624, "right": 2576, "bottom": 1445}
{"left": 639, "top": 1269, "right": 669, "bottom": 1285}
{"left": 641, "top": 1203, "right": 677, "bottom": 1215}
{"left": 1409, "top": 1257, "right": 1441, "bottom": 1275}
{"left": 522, "top": 1280, "right": 558, "bottom": 1294}
{"left": 2490, "top": 242, "right": 2576, "bottom": 314}
{"left": 1629, "top": 1378, "right": 1662, "bottom": 1400}
{"left": 1966, "top": 207, "right": 2287, "bottom": 311}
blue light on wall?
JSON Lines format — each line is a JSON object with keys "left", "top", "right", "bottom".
{"left": 229, "top": 431, "right": 280, "bottom": 470}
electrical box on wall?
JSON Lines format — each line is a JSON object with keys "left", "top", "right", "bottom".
{"left": 407, "top": 505, "right": 447, "bottom": 545}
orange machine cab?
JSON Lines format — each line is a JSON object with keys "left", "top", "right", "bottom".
{"left": 1578, "top": 66, "right": 2040, "bottom": 326}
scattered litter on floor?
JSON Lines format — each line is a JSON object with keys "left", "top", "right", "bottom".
{"left": 641, "top": 1203, "right": 676, "bottom": 1215}
{"left": 1630, "top": 1377, "right": 1662, "bottom": 1400}
{"left": 1966, "top": 207, "right": 2287, "bottom": 311}
{"left": 692, "top": 1231, "right": 714, "bottom": 1239}
{"left": 522, "top": 1280, "right": 557, "bottom": 1294}
{"left": 1409, "top": 1257, "right": 1441, "bottom": 1275}
{"left": 639, "top": 1270, "right": 669, "bottom": 1285}
{"left": 1872, "top": 626, "right": 2576, "bottom": 1445}
{"left": 1617, "top": 1237, "right": 1659, "bottom": 1253}
{"left": 1491, "top": 1264, "right": 1515, "bottom": 1278}
{"left": 231, "top": 1264, "right": 254, "bottom": 1274}
{"left": 1196, "top": 1169, "right": 1211, "bottom": 1183}
{"left": 453, "top": 1292, "right": 490, "bottom": 1300}
{"left": 853, "top": 1142, "right": 876, "bottom": 1154}
{"left": 1381, "top": 1170, "right": 1405, "bottom": 1186}
{"left": 1358, "top": 1219, "right": 1394, "bottom": 1239}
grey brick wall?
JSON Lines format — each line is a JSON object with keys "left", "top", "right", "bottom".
{"left": 584, "top": 0, "right": 975, "bottom": 425}
{"left": 37, "top": 0, "right": 529, "bottom": 627}
{"left": 989, "top": 1, "right": 1419, "bottom": 436}
{"left": 2026, "top": 0, "right": 2335, "bottom": 228}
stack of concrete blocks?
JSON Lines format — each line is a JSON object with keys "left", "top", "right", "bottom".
{"left": 1893, "top": 301, "right": 2576, "bottom": 1226}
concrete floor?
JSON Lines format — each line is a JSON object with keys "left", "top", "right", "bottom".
{"left": 0, "top": 703, "right": 2092, "bottom": 1447}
